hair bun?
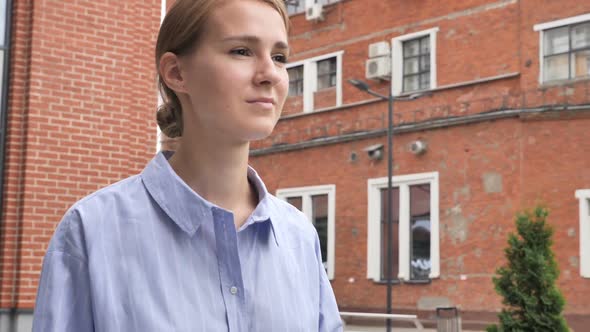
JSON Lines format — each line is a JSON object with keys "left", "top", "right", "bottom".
{"left": 157, "top": 103, "right": 183, "bottom": 138}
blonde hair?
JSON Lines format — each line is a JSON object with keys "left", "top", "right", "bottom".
{"left": 155, "top": 0, "right": 290, "bottom": 138}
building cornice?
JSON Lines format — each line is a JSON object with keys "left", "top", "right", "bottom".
{"left": 250, "top": 105, "right": 590, "bottom": 156}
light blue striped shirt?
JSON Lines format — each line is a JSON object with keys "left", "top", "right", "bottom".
{"left": 33, "top": 151, "right": 343, "bottom": 331}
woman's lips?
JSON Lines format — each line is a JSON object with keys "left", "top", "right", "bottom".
{"left": 247, "top": 98, "right": 275, "bottom": 109}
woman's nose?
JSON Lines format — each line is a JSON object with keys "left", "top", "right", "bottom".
{"left": 253, "top": 57, "right": 282, "bottom": 86}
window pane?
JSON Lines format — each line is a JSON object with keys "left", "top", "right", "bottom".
{"left": 287, "top": 66, "right": 303, "bottom": 96}
{"left": 380, "top": 187, "right": 399, "bottom": 280}
{"left": 330, "top": 73, "right": 337, "bottom": 87}
{"left": 573, "top": 50, "right": 590, "bottom": 79}
{"left": 410, "top": 184, "right": 430, "bottom": 280}
{"left": 288, "top": 65, "right": 303, "bottom": 80}
{"left": 403, "top": 39, "right": 420, "bottom": 57}
{"left": 420, "top": 55, "right": 430, "bottom": 71}
{"left": 317, "top": 75, "right": 331, "bottom": 90}
{"left": 317, "top": 58, "right": 336, "bottom": 74}
{"left": 544, "top": 54, "right": 569, "bottom": 81}
{"left": 289, "top": 81, "right": 303, "bottom": 97}
{"left": 419, "top": 73, "right": 430, "bottom": 90}
{"left": 0, "top": 51, "right": 3, "bottom": 103}
{"left": 572, "top": 22, "right": 590, "bottom": 50}
{"left": 420, "top": 37, "right": 430, "bottom": 53}
{"left": 403, "top": 75, "right": 419, "bottom": 92}
{"left": 544, "top": 27, "right": 569, "bottom": 55}
{"left": 317, "top": 58, "right": 336, "bottom": 90}
{"left": 312, "top": 194, "right": 329, "bottom": 267}
{"left": 0, "top": 0, "right": 5, "bottom": 46}
{"left": 285, "top": 0, "right": 305, "bottom": 15}
{"left": 403, "top": 57, "right": 419, "bottom": 75}
{"left": 286, "top": 196, "right": 302, "bottom": 211}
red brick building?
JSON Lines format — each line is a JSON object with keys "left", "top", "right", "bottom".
{"left": 250, "top": 0, "right": 590, "bottom": 329}
{"left": 0, "top": 0, "right": 589, "bottom": 330}
{"left": 1, "top": 0, "right": 162, "bottom": 329}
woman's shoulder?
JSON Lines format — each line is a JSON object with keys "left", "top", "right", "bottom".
{"left": 47, "top": 174, "right": 149, "bottom": 257}
{"left": 72, "top": 174, "right": 146, "bottom": 215}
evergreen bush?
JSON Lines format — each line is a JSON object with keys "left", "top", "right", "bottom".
{"left": 486, "top": 206, "right": 569, "bottom": 332}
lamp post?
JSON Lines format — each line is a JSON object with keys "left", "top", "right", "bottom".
{"left": 348, "top": 79, "right": 425, "bottom": 332}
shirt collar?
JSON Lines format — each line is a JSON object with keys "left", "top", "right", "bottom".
{"left": 140, "top": 151, "right": 281, "bottom": 245}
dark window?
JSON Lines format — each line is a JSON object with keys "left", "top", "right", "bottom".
{"left": 286, "top": 194, "right": 329, "bottom": 269}
{"left": 409, "top": 184, "right": 431, "bottom": 281}
{"left": 402, "top": 35, "right": 430, "bottom": 93}
{"left": 312, "top": 194, "right": 328, "bottom": 265}
{"left": 544, "top": 22, "right": 590, "bottom": 82}
{"left": 380, "top": 184, "right": 431, "bottom": 281}
{"left": 286, "top": 196, "right": 303, "bottom": 211}
{"left": 0, "top": 0, "right": 12, "bottom": 215}
{"left": 284, "top": 0, "right": 305, "bottom": 16}
{"left": 317, "top": 57, "right": 337, "bottom": 90}
{"left": 380, "top": 187, "right": 399, "bottom": 281}
{"left": 287, "top": 65, "right": 304, "bottom": 97}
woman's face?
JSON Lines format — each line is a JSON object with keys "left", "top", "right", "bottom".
{"left": 179, "top": 0, "right": 289, "bottom": 144}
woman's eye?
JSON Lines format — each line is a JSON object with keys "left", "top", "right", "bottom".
{"left": 231, "top": 48, "right": 251, "bottom": 56}
{"left": 273, "top": 54, "right": 288, "bottom": 64}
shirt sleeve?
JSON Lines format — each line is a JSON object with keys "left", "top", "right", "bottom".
{"left": 32, "top": 211, "right": 94, "bottom": 332}
{"left": 315, "top": 233, "right": 343, "bottom": 332}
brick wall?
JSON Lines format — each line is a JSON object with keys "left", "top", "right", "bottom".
{"left": 1, "top": 0, "right": 160, "bottom": 309}
{"left": 251, "top": 0, "right": 590, "bottom": 327}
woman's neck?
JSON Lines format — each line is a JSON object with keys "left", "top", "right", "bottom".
{"left": 167, "top": 136, "right": 258, "bottom": 228}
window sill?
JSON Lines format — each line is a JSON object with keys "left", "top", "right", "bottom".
{"left": 371, "top": 279, "right": 431, "bottom": 285}
{"left": 540, "top": 76, "right": 590, "bottom": 88}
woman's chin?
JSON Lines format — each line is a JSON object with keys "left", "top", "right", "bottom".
{"left": 241, "top": 125, "right": 277, "bottom": 142}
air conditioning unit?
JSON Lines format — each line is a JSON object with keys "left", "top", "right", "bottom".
{"left": 366, "top": 56, "right": 391, "bottom": 80}
{"left": 368, "top": 41, "right": 390, "bottom": 58}
{"left": 305, "top": 3, "right": 324, "bottom": 21}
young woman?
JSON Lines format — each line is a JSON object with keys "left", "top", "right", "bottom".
{"left": 32, "top": 0, "right": 343, "bottom": 331}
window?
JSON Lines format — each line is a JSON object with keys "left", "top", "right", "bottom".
{"left": 284, "top": 0, "right": 342, "bottom": 16}
{"left": 0, "top": 0, "right": 11, "bottom": 211}
{"left": 534, "top": 13, "right": 590, "bottom": 83}
{"left": 317, "top": 57, "right": 337, "bottom": 90}
{"left": 392, "top": 28, "right": 438, "bottom": 96}
{"left": 286, "top": 51, "right": 343, "bottom": 113}
{"left": 287, "top": 65, "right": 303, "bottom": 97}
{"left": 276, "top": 185, "right": 336, "bottom": 279}
{"left": 402, "top": 36, "right": 431, "bottom": 93}
{"left": 576, "top": 189, "right": 590, "bottom": 278}
{"left": 367, "top": 172, "right": 440, "bottom": 282}
{"left": 285, "top": 0, "right": 305, "bottom": 15}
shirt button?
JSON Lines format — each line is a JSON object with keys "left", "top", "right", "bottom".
{"left": 230, "top": 286, "right": 238, "bottom": 295}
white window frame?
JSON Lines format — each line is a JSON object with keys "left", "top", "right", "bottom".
{"left": 367, "top": 172, "right": 440, "bottom": 281}
{"left": 575, "top": 189, "right": 590, "bottom": 278}
{"left": 534, "top": 13, "right": 590, "bottom": 84}
{"left": 276, "top": 184, "right": 336, "bottom": 279}
{"left": 391, "top": 27, "right": 439, "bottom": 96}
{"left": 286, "top": 51, "right": 343, "bottom": 113}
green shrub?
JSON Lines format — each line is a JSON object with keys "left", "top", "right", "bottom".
{"left": 486, "top": 206, "right": 569, "bottom": 332}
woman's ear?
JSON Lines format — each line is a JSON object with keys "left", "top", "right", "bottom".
{"left": 159, "top": 52, "right": 188, "bottom": 94}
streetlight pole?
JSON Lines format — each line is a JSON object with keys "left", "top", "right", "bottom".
{"left": 384, "top": 84, "right": 395, "bottom": 332}
{"left": 348, "top": 79, "right": 426, "bottom": 332}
